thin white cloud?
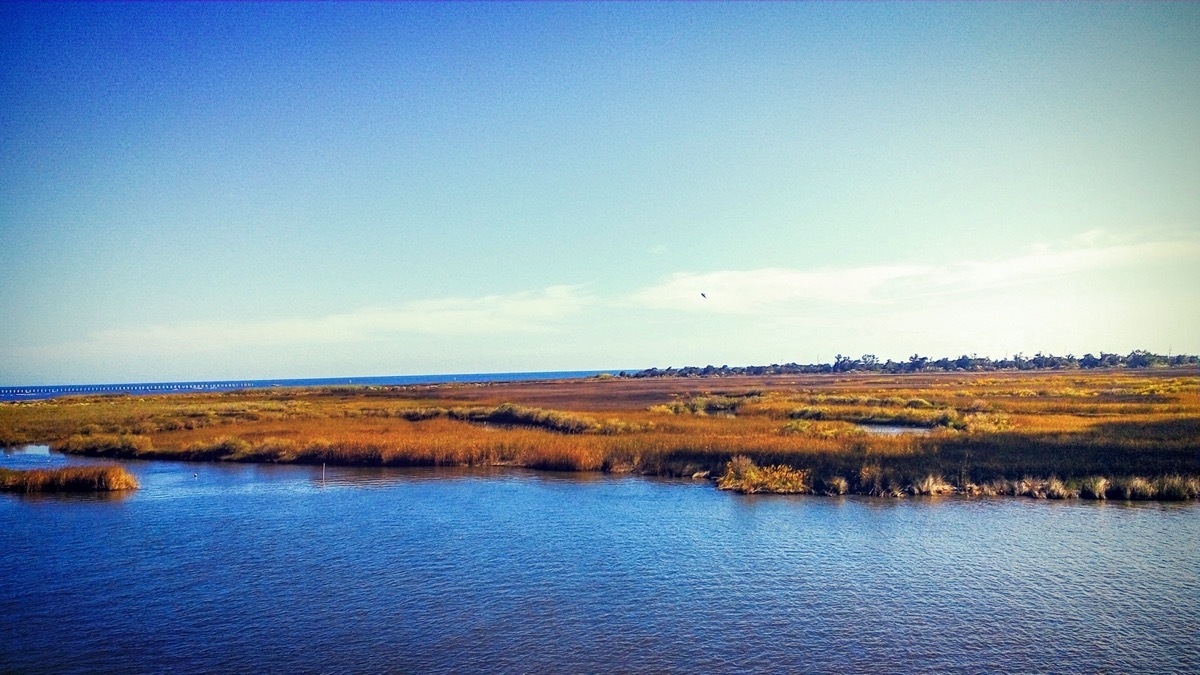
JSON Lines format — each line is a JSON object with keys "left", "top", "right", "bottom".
{"left": 20, "top": 285, "right": 591, "bottom": 358}
{"left": 904, "top": 239, "right": 1196, "bottom": 299}
{"left": 627, "top": 238, "right": 1199, "bottom": 314}
{"left": 7, "top": 235, "right": 1195, "bottom": 383}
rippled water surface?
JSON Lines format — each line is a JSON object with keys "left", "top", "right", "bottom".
{"left": 2, "top": 447, "right": 1197, "bottom": 673}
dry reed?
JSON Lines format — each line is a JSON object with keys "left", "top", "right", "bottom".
{"left": 0, "top": 465, "right": 139, "bottom": 492}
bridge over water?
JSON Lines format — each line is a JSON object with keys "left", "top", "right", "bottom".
{"left": 0, "top": 381, "right": 258, "bottom": 402}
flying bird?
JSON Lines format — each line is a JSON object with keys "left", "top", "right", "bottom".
{"left": 700, "top": 292, "right": 707, "bottom": 299}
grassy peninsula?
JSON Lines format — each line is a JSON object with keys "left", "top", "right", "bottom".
{"left": 2, "top": 367, "right": 1197, "bottom": 499}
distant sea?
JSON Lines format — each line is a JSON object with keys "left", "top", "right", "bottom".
{"left": 0, "top": 370, "right": 624, "bottom": 402}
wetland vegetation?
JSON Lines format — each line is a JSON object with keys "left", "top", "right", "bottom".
{"left": 0, "top": 465, "right": 139, "bottom": 493}
{"left": 1, "top": 367, "right": 1196, "bottom": 499}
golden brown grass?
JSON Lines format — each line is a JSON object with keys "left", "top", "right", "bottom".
{"left": 0, "top": 465, "right": 139, "bottom": 493}
{"left": 717, "top": 455, "right": 809, "bottom": 494}
{"left": 2, "top": 368, "right": 1197, "bottom": 498}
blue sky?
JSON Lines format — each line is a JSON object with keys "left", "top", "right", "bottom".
{"left": 2, "top": 2, "right": 1198, "bottom": 385}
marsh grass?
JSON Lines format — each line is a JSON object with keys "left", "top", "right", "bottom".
{"left": 1080, "top": 476, "right": 1109, "bottom": 500}
{"left": 1113, "top": 476, "right": 1157, "bottom": 500}
{"left": 1044, "top": 477, "right": 1079, "bottom": 499}
{"left": 909, "top": 474, "right": 955, "bottom": 496}
{"left": 5, "top": 368, "right": 1197, "bottom": 499}
{"left": 819, "top": 475, "right": 849, "bottom": 495}
{"left": 449, "top": 403, "right": 608, "bottom": 434}
{"left": 57, "top": 433, "right": 153, "bottom": 457}
{"left": 0, "top": 465, "right": 139, "bottom": 492}
{"left": 717, "top": 455, "right": 809, "bottom": 494}
{"left": 1154, "top": 475, "right": 1200, "bottom": 500}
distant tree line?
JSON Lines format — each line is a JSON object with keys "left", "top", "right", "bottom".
{"left": 622, "top": 350, "right": 1198, "bottom": 378}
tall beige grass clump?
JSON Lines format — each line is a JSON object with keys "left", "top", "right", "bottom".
{"left": 717, "top": 455, "right": 809, "bottom": 494}
{"left": 1080, "top": 476, "right": 1109, "bottom": 500}
{"left": 1154, "top": 475, "right": 1199, "bottom": 500}
{"left": 1114, "top": 476, "right": 1156, "bottom": 500}
{"left": 1044, "top": 477, "right": 1078, "bottom": 499}
{"left": 909, "top": 474, "right": 954, "bottom": 496}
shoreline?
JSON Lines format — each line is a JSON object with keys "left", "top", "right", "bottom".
{"left": 14, "top": 444, "right": 1195, "bottom": 502}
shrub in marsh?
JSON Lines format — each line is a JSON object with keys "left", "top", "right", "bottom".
{"left": 0, "top": 465, "right": 139, "bottom": 492}
{"left": 1044, "top": 476, "right": 1078, "bottom": 499}
{"left": 1154, "top": 475, "right": 1198, "bottom": 500}
{"left": 1079, "top": 476, "right": 1109, "bottom": 500}
{"left": 780, "top": 420, "right": 812, "bottom": 435}
{"left": 933, "top": 410, "right": 967, "bottom": 430}
{"left": 209, "top": 436, "right": 251, "bottom": 458}
{"left": 452, "top": 403, "right": 600, "bottom": 434}
{"left": 57, "top": 433, "right": 153, "bottom": 457}
{"left": 855, "top": 463, "right": 905, "bottom": 497}
{"left": 966, "top": 399, "right": 992, "bottom": 413}
{"left": 595, "top": 418, "right": 653, "bottom": 435}
{"left": 1188, "top": 476, "right": 1200, "bottom": 499}
{"left": 820, "top": 475, "right": 849, "bottom": 495}
{"left": 131, "top": 422, "right": 159, "bottom": 435}
{"left": 962, "top": 481, "right": 1004, "bottom": 497}
{"left": 1012, "top": 476, "right": 1043, "bottom": 498}
{"left": 909, "top": 474, "right": 954, "bottom": 496}
{"left": 785, "top": 420, "right": 866, "bottom": 440}
{"left": 1114, "top": 476, "right": 1156, "bottom": 500}
{"left": 601, "top": 446, "right": 641, "bottom": 473}
{"left": 857, "top": 463, "right": 884, "bottom": 495}
{"left": 789, "top": 406, "right": 827, "bottom": 420}
{"left": 660, "top": 395, "right": 746, "bottom": 415}
{"left": 249, "top": 437, "right": 300, "bottom": 462}
{"left": 962, "top": 413, "right": 1010, "bottom": 433}
{"left": 717, "top": 455, "right": 809, "bottom": 494}
{"left": 854, "top": 461, "right": 892, "bottom": 494}
{"left": 699, "top": 395, "right": 742, "bottom": 414}
{"left": 180, "top": 436, "right": 252, "bottom": 461}
{"left": 398, "top": 407, "right": 447, "bottom": 422}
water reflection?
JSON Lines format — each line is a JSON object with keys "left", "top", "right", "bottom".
{"left": 855, "top": 423, "right": 930, "bottom": 435}
{"left": 1, "top": 448, "right": 1196, "bottom": 673}
{"left": 7, "top": 489, "right": 135, "bottom": 504}
{"left": 309, "top": 464, "right": 634, "bottom": 489}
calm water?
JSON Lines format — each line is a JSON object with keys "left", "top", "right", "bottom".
{"left": 2, "top": 448, "right": 1197, "bottom": 673}
{"left": 0, "top": 369, "right": 622, "bottom": 401}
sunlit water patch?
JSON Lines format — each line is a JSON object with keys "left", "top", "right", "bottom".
{"left": 855, "top": 423, "right": 931, "bottom": 435}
